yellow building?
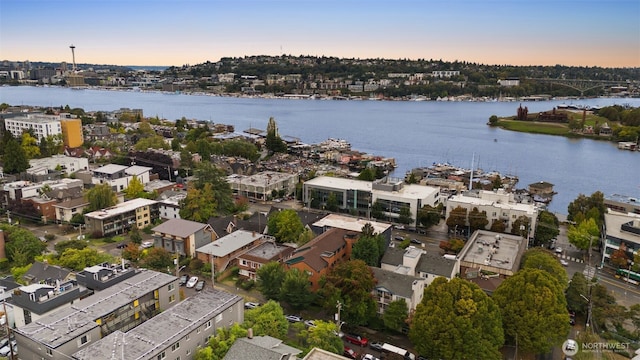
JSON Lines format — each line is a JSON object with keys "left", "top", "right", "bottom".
{"left": 60, "top": 118, "right": 84, "bottom": 147}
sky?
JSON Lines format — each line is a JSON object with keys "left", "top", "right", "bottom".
{"left": 1, "top": 0, "right": 639, "bottom": 68}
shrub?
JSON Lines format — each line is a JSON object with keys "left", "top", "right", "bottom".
{"left": 44, "top": 233, "right": 56, "bottom": 241}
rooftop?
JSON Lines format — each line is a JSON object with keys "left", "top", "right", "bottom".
{"left": 197, "top": 230, "right": 263, "bottom": 257}
{"left": 370, "top": 267, "right": 422, "bottom": 299}
{"left": 223, "top": 335, "right": 302, "bottom": 360}
{"left": 84, "top": 198, "right": 158, "bottom": 219}
{"left": 152, "top": 219, "right": 210, "bottom": 238}
{"left": 312, "top": 214, "right": 391, "bottom": 234}
{"left": 93, "top": 164, "right": 128, "bottom": 175}
{"left": 458, "top": 230, "right": 525, "bottom": 275}
{"left": 304, "top": 176, "right": 371, "bottom": 192}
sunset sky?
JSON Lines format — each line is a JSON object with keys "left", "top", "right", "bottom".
{"left": 1, "top": 0, "right": 639, "bottom": 68}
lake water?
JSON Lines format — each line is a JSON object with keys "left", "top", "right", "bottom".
{"left": 1, "top": 86, "right": 639, "bottom": 215}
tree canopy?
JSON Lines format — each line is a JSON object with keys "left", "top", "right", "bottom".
{"left": 189, "top": 161, "right": 234, "bottom": 214}
{"left": 280, "top": 268, "right": 315, "bottom": 309}
{"left": 534, "top": 210, "right": 560, "bottom": 246}
{"left": 468, "top": 207, "right": 489, "bottom": 232}
{"left": 493, "top": 268, "right": 570, "bottom": 355}
{"left": 446, "top": 206, "right": 467, "bottom": 231}
{"left": 409, "top": 277, "right": 504, "bottom": 360}
{"left": 567, "top": 191, "right": 605, "bottom": 227}
{"left": 265, "top": 117, "right": 287, "bottom": 153}
{"left": 243, "top": 300, "right": 289, "bottom": 339}
{"left": 1, "top": 224, "right": 47, "bottom": 266}
{"left": 417, "top": 204, "right": 441, "bottom": 230}
{"left": 383, "top": 299, "right": 409, "bottom": 333}
{"left": 520, "top": 248, "right": 568, "bottom": 287}
{"left": 2, "top": 137, "right": 29, "bottom": 174}
{"left": 256, "top": 261, "right": 286, "bottom": 300}
{"left": 267, "top": 209, "right": 305, "bottom": 243}
{"left": 567, "top": 218, "right": 599, "bottom": 250}
{"left": 85, "top": 183, "right": 118, "bottom": 212}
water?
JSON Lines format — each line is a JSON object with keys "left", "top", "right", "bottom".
{"left": 1, "top": 86, "right": 639, "bottom": 215}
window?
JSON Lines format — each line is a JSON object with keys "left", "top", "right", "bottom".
{"left": 46, "top": 348, "right": 53, "bottom": 356}
{"left": 77, "top": 334, "right": 90, "bottom": 347}
{"left": 171, "top": 342, "right": 180, "bottom": 351}
{"left": 215, "top": 314, "right": 223, "bottom": 323}
{"left": 185, "top": 334, "right": 190, "bottom": 341}
{"left": 157, "top": 351, "right": 166, "bottom": 360}
{"left": 169, "top": 294, "right": 176, "bottom": 303}
{"left": 186, "top": 350, "right": 191, "bottom": 356}
{"left": 168, "top": 284, "right": 175, "bottom": 291}
{"left": 205, "top": 320, "right": 212, "bottom": 329}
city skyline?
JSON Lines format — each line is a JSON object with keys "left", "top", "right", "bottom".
{"left": 1, "top": 0, "right": 639, "bottom": 68}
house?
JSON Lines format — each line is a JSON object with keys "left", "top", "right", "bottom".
{"left": 72, "top": 289, "right": 243, "bottom": 360}
{"left": 310, "top": 213, "right": 393, "bottom": 245}
{"left": 380, "top": 246, "right": 458, "bottom": 286}
{"left": 89, "top": 164, "right": 152, "bottom": 192}
{"left": 14, "top": 270, "right": 178, "bottom": 360}
{"left": 237, "top": 242, "right": 295, "bottom": 280}
{"left": 22, "top": 261, "right": 74, "bottom": 285}
{"left": 223, "top": 335, "right": 302, "bottom": 360}
{"left": 75, "top": 262, "right": 136, "bottom": 291}
{"left": 152, "top": 219, "right": 216, "bottom": 258}
{"left": 196, "top": 230, "right": 269, "bottom": 273}
{"left": 84, "top": 198, "right": 160, "bottom": 237}
{"left": 157, "top": 191, "right": 186, "bottom": 220}
{"left": 54, "top": 197, "right": 90, "bottom": 223}
{"left": 285, "top": 228, "right": 359, "bottom": 291}
{"left": 370, "top": 267, "right": 425, "bottom": 316}
{"left": 528, "top": 181, "right": 554, "bottom": 195}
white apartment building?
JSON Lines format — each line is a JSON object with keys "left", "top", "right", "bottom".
{"left": 431, "top": 70, "right": 461, "bottom": 78}
{"left": 4, "top": 114, "right": 62, "bottom": 143}
{"left": 91, "top": 164, "right": 152, "bottom": 192}
{"left": 445, "top": 189, "right": 539, "bottom": 238}
{"left": 29, "top": 155, "right": 89, "bottom": 176}
{"left": 602, "top": 210, "right": 640, "bottom": 266}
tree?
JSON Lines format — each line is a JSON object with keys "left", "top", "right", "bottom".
{"left": 409, "top": 277, "right": 504, "bottom": 360}
{"left": 318, "top": 260, "right": 376, "bottom": 326}
{"left": 610, "top": 248, "right": 630, "bottom": 268}
{"left": 195, "top": 323, "right": 248, "bottom": 360}
{"left": 468, "top": 207, "right": 488, "bottom": 232}
{"left": 510, "top": 215, "right": 531, "bottom": 238}
{"left": 54, "top": 239, "right": 88, "bottom": 254}
{"left": 446, "top": 206, "right": 467, "bottom": 232}
{"left": 383, "top": 299, "right": 408, "bottom": 332}
{"left": 191, "top": 162, "right": 234, "bottom": 214}
{"left": 124, "top": 175, "right": 145, "bottom": 199}
{"left": 493, "top": 269, "right": 570, "bottom": 355}
{"left": 351, "top": 234, "right": 380, "bottom": 266}
{"left": 55, "top": 248, "right": 113, "bottom": 270}
{"left": 2, "top": 137, "right": 29, "bottom": 174}
{"left": 567, "top": 191, "right": 605, "bottom": 227}
{"left": 417, "top": 205, "right": 440, "bottom": 230}
{"left": 179, "top": 183, "right": 219, "bottom": 222}
{"left": 142, "top": 247, "right": 173, "bottom": 271}
{"left": 371, "top": 200, "right": 384, "bottom": 220}
{"left": 304, "top": 321, "right": 343, "bottom": 355}
{"left": 567, "top": 218, "right": 599, "bottom": 250}
{"left": 534, "top": 211, "right": 560, "bottom": 247}
{"left": 39, "top": 134, "right": 63, "bottom": 157}
{"left": 489, "top": 219, "right": 506, "bottom": 233}
{"left": 21, "top": 132, "right": 40, "bottom": 159}
{"left": 398, "top": 206, "right": 413, "bottom": 225}
{"left": 565, "top": 272, "right": 588, "bottom": 315}
{"left": 488, "top": 115, "right": 499, "bottom": 126}
{"left": 325, "top": 192, "right": 339, "bottom": 212}
{"left": 265, "top": 117, "right": 287, "bottom": 153}
{"left": 243, "top": 300, "right": 289, "bottom": 339}
{"left": 357, "top": 167, "right": 376, "bottom": 181}
{"left": 129, "top": 225, "right": 143, "bottom": 245}
{"left": 2, "top": 225, "right": 47, "bottom": 266}
{"left": 280, "top": 268, "right": 315, "bottom": 309}
{"left": 267, "top": 209, "right": 304, "bottom": 243}
{"left": 122, "top": 243, "right": 142, "bottom": 262}
{"left": 520, "top": 248, "right": 568, "bottom": 287}
{"left": 85, "top": 183, "right": 118, "bottom": 212}
{"left": 256, "top": 261, "right": 286, "bottom": 300}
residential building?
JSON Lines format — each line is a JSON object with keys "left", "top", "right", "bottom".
{"left": 3, "top": 113, "right": 62, "bottom": 143}
{"left": 54, "top": 197, "right": 89, "bottom": 223}
{"left": 28, "top": 155, "right": 89, "bottom": 176}
{"left": 604, "top": 194, "right": 640, "bottom": 215}
{"left": 237, "top": 241, "right": 295, "bottom": 280}
{"left": 445, "top": 189, "right": 539, "bottom": 238}
{"left": 497, "top": 78, "right": 520, "bottom": 87}
{"left": 370, "top": 267, "right": 425, "bottom": 315}
{"left": 310, "top": 213, "right": 392, "bottom": 243}
{"left": 14, "top": 270, "right": 178, "bottom": 360}
{"left": 158, "top": 192, "right": 186, "bottom": 220}
{"left": 84, "top": 198, "right": 159, "bottom": 237}
{"left": 10, "top": 279, "right": 86, "bottom": 328}
{"left": 60, "top": 117, "right": 84, "bottom": 147}
{"left": 152, "top": 219, "right": 216, "bottom": 258}
{"left": 457, "top": 230, "right": 527, "bottom": 294}
{"left": 380, "top": 246, "right": 457, "bottom": 286}
{"left": 223, "top": 335, "right": 302, "bottom": 360}
{"left": 196, "top": 230, "right": 269, "bottom": 273}
{"left": 90, "top": 164, "right": 152, "bottom": 192}
{"left": 303, "top": 176, "right": 440, "bottom": 226}
{"left": 227, "top": 171, "right": 299, "bottom": 201}
{"left": 72, "top": 289, "right": 244, "bottom": 360}
{"left": 75, "top": 262, "right": 137, "bottom": 291}
{"left": 2, "top": 178, "right": 83, "bottom": 202}
{"left": 602, "top": 210, "right": 640, "bottom": 265}
{"left": 285, "top": 228, "right": 359, "bottom": 291}
{"left": 431, "top": 70, "right": 460, "bottom": 78}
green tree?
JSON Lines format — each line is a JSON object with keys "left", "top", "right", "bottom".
{"left": 191, "top": 162, "right": 234, "bottom": 214}
{"left": 39, "top": 134, "right": 63, "bottom": 157}
{"left": 383, "top": 298, "right": 408, "bottom": 333}
{"left": 54, "top": 239, "right": 88, "bottom": 254}
{"left": 304, "top": 321, "right": 343, "bottom": 355}
{"left": 398, "top": 206, "right": 413, "bottom": 225}
{"left": 197, "top": 323, "right": 248, "bottom": 360}
{"left": 446, "top": 206, "right": 467, "bottom": 232}
{"left": 265, "top": 117, "right": 287, "bottom": 153}
{"left": 179, "top": 183, "right": 219, "bottom": 222}
{"left": 567, "top": 191, "right": 605, "bottom": 226}
{"left": 2, "top": 225, "right": 47, "bottom": 266}
{"left": 21, "top": 132, "right": 41, "bottom": 159}
{"left": 318, "top": 260, "right": 376, "bottom": 326}
{"left": 267, "top": 209, "right": 304, "bottom": 243}
{"left": 351, "top": 234, "right": 380, "bottom": 266}
{"left": 521, "top": 248, "right": 568, "bottom": 287}
{"left": 280, "top": 268, "right": 315, "bottom": 310}
{"left": 2, "top": 137, "right": 29, "bottom": 174}
{"left": 468, "top": 207, "right": 489, "bottom": 232}
{"left": 510, "top": 215, "right": 531, "bottom": 238}
{"left": 567, "top": 218, "right": 599, "bottom": 250}
{"left": 85, "top": 183, "right": 118, "bottom": 212}
{"left": 243, "top": 300, "right": 289, "bottom": 339}
{"left": 409, "top": 277, "right": 504, "bottom": 360}
{"left": 371, "top": 200, "right": 384, "bottom": 220}
{"left": 488, "top": 115, "right": 499, "bottom": 126}
{"left": 565, "top": 272, "right": 588, "bottom": 315}
{"left": 493, "top": 268, "right": 570, "bottom": 355}
{"left": 534, "top": 211, "right": 560, "bottom": 247}
{"left": 129, "top": 225, "right": 143, "bottom": 245}
{"left": 55, "top": 248, "right": 113, "bottom": 270}
{"left": 134, "top": 135, "right": 170, "bottom": 150}
{"left": 142, "top": 247, "right": 173, "bottom": 271}
{"left": 489, "top": 219, "right": 506, "bottom": 233}
{"left": 256, "top": 261, "right": 286, "bottom": 300}
{"left": 357, "top": 168, "right": 376, "bottom": 181}
{"left": 124, "top": 175, "right": 145, "bottom": 199}
{"left": 417, "top": 205, "right": 440, "bottom": 230}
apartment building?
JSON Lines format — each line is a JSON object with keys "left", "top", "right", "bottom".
{"left": 71, "top": 289, "right": 244, "bottom": 360}
{"left": 28, "top": 155, "right": 89, "bottom": 176}
{"left": 14, "top": 270, "right": 178, "bottom": 360}
{"left": 370, "top": 266, "right": 425, "bottom": 316}
{"left": 89, "top": 164, "right": 152, "bottom": 192}
{"left": 196, "top": 230, "right": 268, "bottom": 273}
{"left": 59, "top": 117, "right": 84, "bottom": 147}
{"left": 84, "top": 198, "right": 159, "bottom": 237}
{"left": 602, "top": 210, "right": 640, "bottom": 265}
{"left": 227, "top": 171, "right": 299, "bottom": 201}
{"left": 152, "top": 219, "right": 216, "bottom": 258}
{"left": 3, "top": 113, "right": 62, "bottom": 143}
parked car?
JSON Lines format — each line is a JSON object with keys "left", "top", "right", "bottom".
{"left": 555, "top": 247, "right": 563, "bottom": 254}
{"left": 195, "top": 280, "right": 205, "bottom": 291}
{"left": 179, "top": 274, "right": 189, "bottom": 286}
{"left": 244, "top": 302, "right": 260, "bottom": 309}
{"left": 116, "top": 242, "right": 128, "bottom": 249}
{"left": 141, "top": 240, "right": 154, "bottom": 249}
{"left": 369, "top": 342, "right": 384, "bottom": 351}
{"left": 285, "top": 315, "right": 303, "bottom": 323}
{"left": 344, "top": 333, "right": 369, "bottom": 347}
{"left": 304, "top": 320, "right": 316, "bottom": 327}
{"left": 394, "top": 236, "right": 404, "bottom": 241}
{"left": 186, "top": 276, "right": 199, "bottom": 288}
{"left": 410, "top": 238, "right": 421, "bottom": 244}
{"left": 560, "top": 259, "right": 569, "bottom": 266}
{"left": 343, "top": 347, "right": 358, "bottom": 360}
{"left": 363, "top": 354, "right": 379, "bottom": 360}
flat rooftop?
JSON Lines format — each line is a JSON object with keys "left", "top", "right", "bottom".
{"left": 313, "top": 214, "right": 392, "bottom": 234}
{"left": 197, "top": 230, "right": 262, "bottom": 257}
{"left": 72, "top": 289, "right": 242, "bottom": 360}
{"left": 459, "top": 230, "right": 524, "bottom": 274}
{"left": 227, "top": 171, "right": 297, "bottom": 185}
{"left": 15, "top": 270, "right": 176, "bottom": 348}
{"left": 85, "top": 198, "right": 157, "bottom": 219}
{"left": 304, "top": 176, "right": 372, "bottom": 192}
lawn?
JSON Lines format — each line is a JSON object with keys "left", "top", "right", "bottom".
{"left": 496, "top": 120, "right": 571, "bottom": 136}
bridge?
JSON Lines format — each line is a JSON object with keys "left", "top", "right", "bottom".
{"left": 528, "top": 78, "right": 628, "bottom": 96}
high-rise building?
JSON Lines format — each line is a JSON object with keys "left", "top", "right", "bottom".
{"left": 60, "top": 117, "right": 84, "bottom": 147}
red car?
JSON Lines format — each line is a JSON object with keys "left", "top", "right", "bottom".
{"left": 343, "top": 347, "right": 358, "bottom": 359}
{"left": 344, "top": 333, "right": 369, "bottom": 347}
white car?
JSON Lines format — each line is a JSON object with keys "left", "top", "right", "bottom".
{"left": 555, "top": 247, "right": 563, "bottom": 254}
{"left": 186, "top": 276, "right": 199, "bottom": 288}
{"left": 560, "top": 259, "right": 569, "bottom": 266}
{"left": 141, "top": 240, "right": 154, "bottom": 249}
{"left": 285, "top": 315, "right": 303, "bottom": 323}
{"left": 304, "top": 320, "right": 316, "bottom": 327}
{"left": 244, "top": 302, "right": 260, "bottom": 309}
{"left": 363, "top": 355, "right": 380, "bottom": 360}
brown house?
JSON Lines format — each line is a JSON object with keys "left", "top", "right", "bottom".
{"left": 284, "top": 228, "right": 359, "bottom": 291}
{"left": 237, "top": 242, "right": 295, "bottom": 280}
{"left": 195, "top": 230, "right": 267, "bottom": 273}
